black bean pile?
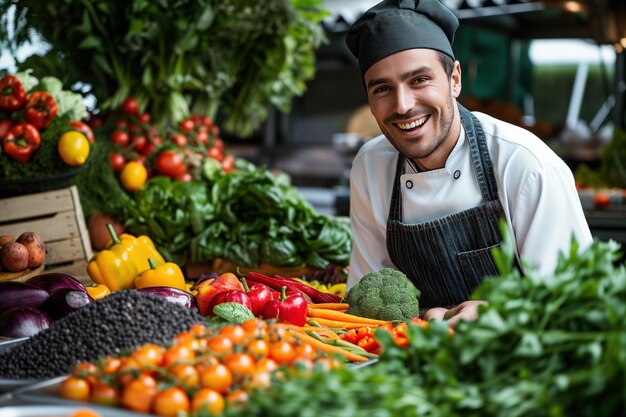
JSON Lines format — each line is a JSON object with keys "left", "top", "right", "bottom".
{"left": 0, "top": 290, "right": 204, "bottom": 379}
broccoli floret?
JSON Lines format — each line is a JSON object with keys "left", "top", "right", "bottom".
{"left": 345, "top": 268, "right": 420, "bottom": 322}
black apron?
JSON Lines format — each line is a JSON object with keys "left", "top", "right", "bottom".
{"left": 386, "top": 104, "right": 504, "bottom": 309}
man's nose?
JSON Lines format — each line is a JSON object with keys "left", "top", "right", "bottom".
{"left": 393, "top": 87, "right": 413, "bottom": 115}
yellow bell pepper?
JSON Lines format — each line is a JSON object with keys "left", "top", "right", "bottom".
{"left": 87, "top": 224, "right": 165, "bottom": 291}
{"left": 134, "top": 258, "right": 186, "bottom": 291}
{"left": 85, "top": 283, "right": 111, "bottom": 300}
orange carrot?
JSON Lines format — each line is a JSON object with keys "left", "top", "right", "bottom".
{"left": 287, "top": 329, "right": 370, "bottom": 362}
{"left": 306, "top": 308, "right": 389, "bottom": 325}
{"left": 307, "top": 317, "right": 381, "bottom": 329}
{"left": 308, "top": 303, "right": 350, "bottom": 311}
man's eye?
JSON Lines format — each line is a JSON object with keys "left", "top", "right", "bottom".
{"left": 411, "top": 77, "right": 428, "bottom": 84}
{"left": 373, "top": 86, "right": 390, "bottom": 94}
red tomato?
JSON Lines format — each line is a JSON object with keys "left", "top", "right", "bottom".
{"left": 111, "top": 130, "right": 129, "bottom": 147}
{"left": 170, "top": 133, "right": 187, "bottom": 147}
{"left": 156, "top": 150, "right": 187, "bottom": 178}
{"left": 222, "top": 155, "right": 235, "bottom": 173}
{"left": 176, "top": 172, "right": 193, "bottom": 182}
{"left": 208, "top": 146, "right": 222, "bottom": 161}
{"left": 179, "top": 118, "right": 195, "bottom": 132}
{"left": 196, "top": 130, "right": 209, "bottom": 144}
{"left": 121, "top": 97, "right": 139, "bottom": 115}
{"left": 0, "top": 119, "right": 13, "bottom": 140}
{"left": 137, "top": 112, "right": 151, "bottom": 124}
{"left": 130, "top": 135, "right": 148, "bottom": 153}
{"left": 70, "top": 120, "right": 95, "bottom": 144}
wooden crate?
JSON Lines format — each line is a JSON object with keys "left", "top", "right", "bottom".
{"left": 0, "top": 186, "right": 93, "bottom": 284}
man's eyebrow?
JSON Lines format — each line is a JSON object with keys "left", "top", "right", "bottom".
{"left": 366, "top": 66, "right": 433, "bottom": 90}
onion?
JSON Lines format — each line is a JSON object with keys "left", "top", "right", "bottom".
{"left": 0, "top": 307, "right": 53, "bottom": 338}
{"left": 41, "top": 288, "right": 94, "bottom": 320}
{"left": 27, "top": 272, "right": 86, "bottom": 294}
{"left": 0, "top": 281, "right": 49, "bottom": 314}
{"left": 136, "top": 286, "right": 197, "bottom": 310}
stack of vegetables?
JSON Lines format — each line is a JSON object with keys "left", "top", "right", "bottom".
{"left": 0, "top": 71, "right": 94, "bottom": 183}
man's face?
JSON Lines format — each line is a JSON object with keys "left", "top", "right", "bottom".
{"left": 364, "top": 49, "right": 462, "bottom": 170}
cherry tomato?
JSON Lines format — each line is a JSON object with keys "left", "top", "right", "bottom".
{"left": 223, "top": 352, "right": 255, "bottom": 381}
{"left": 294, "top": 343, "right": 317, "bottom": 360}
{"left": 100, "top": 356, "right": 123, "bottom": 374}
{"left": 162, "top": 344, "right": 195, "bottom": 367}
{"left": 222, "top": 155, "right": 235, "bottom": 173}
{"left": 121, "top": 97, "right": 139, "bottom": 115}
{"left": 131, "top": 344, "right": 165, "bottom": 368}
{"left": 137, "top": 112, "right": 151, "bottom": 124}
{"left": 176, "top": 172, "right": 193, "bottom": 182}
{"left": 199, "top": 362, "right": 233, "bottom": 394}
{"left": 179, "top": 118, "right": 194, "bottom": 132}
{"left": 241, "top": 318, "right": 269, "bottom": 339}
{"left": 191, "top": 388, "right": 224, "bottom": 415}
{"left": 243, "top": 370, "right": 272, "bottom": 390}
{"left": 218, "top": 325, "right": 247, "bottom": 345}
{"left": 153, "top": 386, "right": 190, "bottom": 417}
{"left": 130, "top": 134, "right": 148, "bottom": 153}
{"left": 205, "top": 335, "right": 234, "bottom": 355}
{"left": 109, "top": 152, "right": 126, "bottom": 172}
{"left": 245, "top": 338, "right": 269, "bottom": 359}
{"left": 70, "top": 120, "right": 95, "bottom": 144}
{"left": 111, "top": 130, "right": 129, "bottom": 147}
{"left": 268, "top": 341, "right": 296, "bottom": 364}
{"left": 213, "top": 138, "right": 224, "bottom": 151}
{"left": 90, "top": 382, "right": 120, "bottom": 407}
{"left": 119, "top": 161, "right": 148, "bottom": 192}
{"left": 196, "top": 130, "right": 209, "bottom": 143}
{"left": 225, "top": 389, "right": 248, "bottom": 410}
{"left": 121, "top": 374, "right": 157, "bottom": 413}
{"left": 156, "top": 150, "right": 187, "bottom": 178}
{"left": 59, "top": 376, "right": 91, "bottom": 402}
{"left": 169, "top": 364, "right": 200, "bottom": 390}
{"left": 170, "top": 133, "right": 187, "bottom": 147}
{"left": 255, "top": 357, "right": 278, "bottom": 373}
{"left": 208, "top": 146, "right": 222, "bottom": 161}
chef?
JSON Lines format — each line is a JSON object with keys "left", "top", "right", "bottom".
{"left": 345, "top": 0, "right": 592, "bottom": 325}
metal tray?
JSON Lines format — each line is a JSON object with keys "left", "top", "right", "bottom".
{"left": 1, "top": 403, "right": 153, "bottom": 417}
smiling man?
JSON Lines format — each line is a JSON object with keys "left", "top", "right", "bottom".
{"left": 345, "top": 0, "right": 592, "bottom": 325}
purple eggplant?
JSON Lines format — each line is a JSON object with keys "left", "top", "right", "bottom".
{"left": 0, "top": 306, "right": 53, "bottom": 338}
{"left": 136, "top": 286, "right": 197, "bottom": 310}
{"left": 27, "top": 272, "right": 87, "bottom": 295}
{"left": 41, "top": 288, "right": 93, "bottom": 320}
{"left": 0, "top": 281, "right": 49, "bottom": 314}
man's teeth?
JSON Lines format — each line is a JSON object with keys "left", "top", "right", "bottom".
{"left": 397, "top": 116, "right": 427, "bottom": 130}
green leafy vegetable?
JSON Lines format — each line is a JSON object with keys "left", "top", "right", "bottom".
{"left": 212, "top": 302, "right": 255, "bottom": 324}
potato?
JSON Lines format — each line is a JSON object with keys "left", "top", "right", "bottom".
{"left": 0, "top": 241, "right": 29, "bottom": 272}
{"left": 16, "top": 232, "right": 46, "bottom": 268}
{"left": 0, "top": 235, "right": 15, "bottom": 248}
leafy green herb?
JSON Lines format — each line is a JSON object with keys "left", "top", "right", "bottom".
{"left": 212, "top": 302, "right": 255, "bottom": 324}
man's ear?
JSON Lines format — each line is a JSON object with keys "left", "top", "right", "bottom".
{"left": 451, "top": 60, "right": 462, "bottom": 98}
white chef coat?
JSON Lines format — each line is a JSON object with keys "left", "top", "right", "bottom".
{"left": 347, "top": 111, "right": 593, "bottom": 288}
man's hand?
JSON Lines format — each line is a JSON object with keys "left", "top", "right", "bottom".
{"left": 422, "top": 300, "right": 487, "bottom": 327}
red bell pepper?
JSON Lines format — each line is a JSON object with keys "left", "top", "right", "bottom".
{"left": 2, "top": 123, "right": 41, "bottom": 163}
{"left": 24, "top": 91, "right": 58, "bottom": 130}
{"left": 0, "top": 75, "right": 26, "bottom": 111}
{"left": 0, "top": 119, "right": 13, "bottom": 140}
{"left": 261, "top": 286, "right": 308, "bottom": 326}
{"left": 241, "top": 277, "right": 273, "bottom": 316}
{"left": 206, "top": 289, "right": 252, "bottom": 317}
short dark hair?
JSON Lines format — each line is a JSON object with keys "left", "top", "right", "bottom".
{"left": 437, "top": 51, "right": 454, "bottom": 78}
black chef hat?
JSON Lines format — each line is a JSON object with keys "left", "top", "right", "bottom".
{"left": 346, "top": 0, "right": 459, "bottom": 75}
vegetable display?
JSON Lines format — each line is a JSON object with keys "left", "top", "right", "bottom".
{"left": 0, "top": 0, "right": 328, "bottom": 138}
{"left": 0, "top": 71, "right": 92, "bottom": 181}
